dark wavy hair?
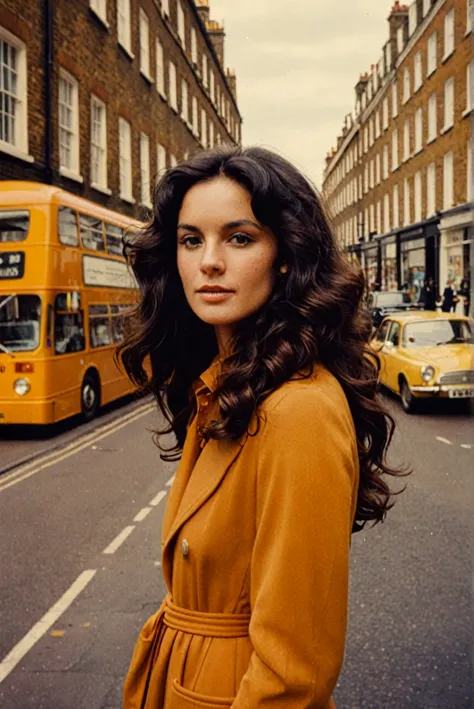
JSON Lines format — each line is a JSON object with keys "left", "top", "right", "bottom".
{"left": 117, "top": 146, "right": 408, "bottom": 532}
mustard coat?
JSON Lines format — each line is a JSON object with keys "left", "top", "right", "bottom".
{"left": 123, "top": 360, "right": 360, "bottom": 709}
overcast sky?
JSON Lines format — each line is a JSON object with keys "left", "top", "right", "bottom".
{"left": 210, "top": 0, "right": 393, "bottom": 188}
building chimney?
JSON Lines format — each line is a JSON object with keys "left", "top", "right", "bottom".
{"left": 388, "top": 1, "right": 409, "bottom": 58}
{"left": 226, "top": 67, "right": 237, "bottom": 100}
{"left": 354, "top": 72, "right": 369, "bottom": 102}
{"left": 206, "top": 19, "right": 225, "bottom": 66}
{"left": 195, "top": 0, "right": 210, "bottom": 26}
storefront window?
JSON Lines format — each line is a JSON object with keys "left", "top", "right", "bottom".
{"left": 381, "top": 242, "right": 397, "bottom": 291}
{"left": 363, "top": 247, "right": 379, "bottom": 290}
{"left": 400, "top": 238, "right": 425, "bottom": 302}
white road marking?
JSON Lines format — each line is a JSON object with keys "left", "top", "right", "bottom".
{"left": 102, "top": 525, "right": 135, "bottom": 555}
{"left": 0, "top": 569, "right": 96, "bottom": 684}
{"left": 150, "top": 490, "right": 167, "bottom": 507}
{"left": 436, "top": 437, "right": 452, "bottom": 445}
{"left": 460, "top": 444, "right": 472, "bottom": 449}
{"left": 133, "top": 506, "right": 152, "bottom": 523}
{"left": 165, "top": 475, "right": 175, "bottom": 487}
{"left": 0, "top": 406, "right": 155, "bottom": 493}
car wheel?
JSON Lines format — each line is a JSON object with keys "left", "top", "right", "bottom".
{"left": 81, "top": 373, "right": 100, "bottom": 422}
{"left": 400, "top": 378, "right": 417, "bottom": 414}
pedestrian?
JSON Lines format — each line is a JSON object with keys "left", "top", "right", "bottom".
{"left": 441, "top": 279, "right": 459, "bottom": 313}
{"left": 118, "top": 146, "right": 406, "bottom": 709}
{"left": 459, "top": 278, "right": 470, "bottom": 317}
{"left": 418, "top": 277, "right": 438, "bottom": 311}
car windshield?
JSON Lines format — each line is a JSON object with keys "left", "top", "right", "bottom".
{"left": 403, "top": 320, "right": 474, "bottom": 347}
{"left": 0, "top": 294, "right": 41, "bottom": 352}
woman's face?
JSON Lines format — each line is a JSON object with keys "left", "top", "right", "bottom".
{"left": 177, "top": 176, "right": 278, "bottom": 350}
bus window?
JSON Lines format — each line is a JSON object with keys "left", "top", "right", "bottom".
{"left": 105, "top": 223, "right": 124, "bottom": 256}
{"left": 79, "top": 214, "right": 105, "bottom": 252}
{"left": 54, "top": 293, "right": 85, "bottom": 354}
{"left": 0, "top": 294, "right": 41, "bottom": 351}
{"left": 0, "top": 210, "right": 30, "bottom": 243}
{"left": 89, "top": 304, "right": 112, "bottom": 348}
{"left": 110, "top": 304, "right": 131, "bottom": 343}
{"left": 58, "top": 207, "right": 79, "bottom": 246}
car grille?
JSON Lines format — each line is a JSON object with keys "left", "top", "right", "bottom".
{"left": 439, "top": 370, "right": 474, "bottom": 385}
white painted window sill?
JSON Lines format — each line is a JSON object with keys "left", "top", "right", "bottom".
{"left": 440, "top": 124, "right": 453, "bottom": 136}
{"left": 427, "top": 135, "right": 437, "bottom": 145}
{"left": 120, "top": 193, "right": 136, "bottom": 205}
{"left": 91, "top": 182, "right": 112, "bottom": 196}
{"left": 0, "top": 141, "right": 34, "bottom": 163}
{"left": 414, "top": 147, "right": 423, "bottom": 156}
{"left": 392, "top": 165, "right": 399, "bottom": 174}
{"left": 59, "top": 166, "right": 83, "bottom": 183}
{"left": 441, "top": 49, "right": 454, "bottom": 64}
{"left": 465, "top": 27, "right": 472, "bottom": 38}
{"left": 462, "top": 107, "right": 473, "bottom": 118}
{"left": 118, "top": 42, "right": 135, "bottom": 61}
{"left": 90, "top": 8, "right": 110, "bottom": 30}
{"left": 426, "top": 67, "right": 436, "bottom": 79}
{"left": 140, "top": 69, "right": 153, "bottom": 84}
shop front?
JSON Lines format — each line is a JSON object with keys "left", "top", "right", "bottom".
{"left": 377, "top": 233, "right": 397, "bottom": 291}
{"left": 360, "top": 241, "right": 380, "bottom": 291}
{"left": 439, "top": 204, "right": 473, "bottom": 317}
{"left": 398, "top": 220, "right": 439, "bottom": 303}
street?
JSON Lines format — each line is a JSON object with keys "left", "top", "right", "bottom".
{"left": 0, "top": 395, "right": 472, "bottom": 709}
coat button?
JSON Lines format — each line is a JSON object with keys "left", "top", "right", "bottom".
{"left": 181, "top": 539, "right": 189, "bottom": 558}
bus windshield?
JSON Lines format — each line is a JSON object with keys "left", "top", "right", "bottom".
{"left": 0, "top": 210, "right": 30, "bottom": 242}
{"left": 0, "top": 294, "right": 41, "bottom": 351}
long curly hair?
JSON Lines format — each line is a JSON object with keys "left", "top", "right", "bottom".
{"left": 117, "top": 146, "right": 408, "bottom": 532}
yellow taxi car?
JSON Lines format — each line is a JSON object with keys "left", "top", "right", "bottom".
{"left": 370, "top": 312, "right": 474, "bottom": 413}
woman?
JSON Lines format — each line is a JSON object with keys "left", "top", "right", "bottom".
{"left": 118, "top": 146, "right": 406, "bottom": 709}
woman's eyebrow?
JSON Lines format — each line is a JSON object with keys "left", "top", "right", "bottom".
{"left": 177, "top": 219, "right": 263, "bottom": 233}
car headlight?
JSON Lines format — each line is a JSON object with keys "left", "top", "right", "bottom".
{"left": 420, "top": 365, "right": 435, "bottom": 382}
{"left": 14, "top": 378, "right": 31, "bottom": 395}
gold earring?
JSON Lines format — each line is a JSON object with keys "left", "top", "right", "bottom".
{"left": 279, "top": 264, "right": 288, "bottom": 274}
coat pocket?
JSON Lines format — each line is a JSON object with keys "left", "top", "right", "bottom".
{"left": 170, "top": 679, "right": 234, "bottom": 708}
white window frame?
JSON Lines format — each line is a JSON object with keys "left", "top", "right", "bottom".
{"left": 467, "top": 1, "right": 473, "bottom": 35}
{"left": 382, "top": 97, "right": 389, "bottom": 130}
{"left": 192, "top": 96, "right": 199, "bottom": 136}
{"left": 403, "top": 119, "right": 410, "bottom": 162}
{"left": 443, "top": 151, "right": 453, "bottom": 209}
{"left": 168, "top": 61, "right": 178, "bottom": 112}
{"left": 423, "top": 0, "right": 431, "bottom": 18}
{"left": 397, "top": 26, "right": 405, "bottom": 55}
{"left": 408, "top": 3, "right": 418, "bottom": 36}
{"left": 90, "top": 95, "right": 108, "bottom": 191}
{"left": 90, "top": 0, "right": 108, "bottom": 26}
{"left": 209, "top": 120, "right": 214, "bottom": 148}
{"left": 428, "top": 93, "right": 437, "bottom": 143}
{"left": 0, "top": 28, "right": 31, "bottom": 161}
{"left": 161, "top": 0, "right": 170, "bottom": 18}
{"left": 392, "top": 129, "right": 399, "bottom": 171}
{"left": 181, "top": 78, "right": 189, "bottom": 124}
{"left": 156, "top": 143, "right": 167, "bottom": 179}
{"left": 117, "top": 0, "right": 132, "bottom": 57}
{"left": 392, "top": 81, "right": 398, "bottom": 118}
{"left": 427, "top": 32, "right": 437, "bottom": 76}
{"left": 414, "top": 52, "right": 423, "bottom": 92}
{"left": 119, "top": 117, "right": 133, "bottom": 203}
{"left": 139, "top": 9, "right": 151, "bottom": 81}
{"left": 376, "top": 153, "right": 381, "bottom": 185}
{"left": 58, "top": 69, "right": 81, "bottom": 180}
{"left": 170, "top": 154, "right": 178, "bottom": 168}
{"left": 464, "top": 61, "right": 474, "bottom": 115}
{"left": 443, "top": 7, "right": 455, "bottom": 62}
{"left": 415, "top": 108, "right": 423, "bottom": 154}
{"left": 210, "top": 70, "right": 216, "bottom": 105}
{"left": 140, "top": 132, "right": 151, "bottom": 208}
{"left": 202, "top": 53, "right": 208, "bottom": 89}
{"left": 383, "top": 193, "right": 390, "bottom": 233}
{"left": 403, "top": 178, "right": 410, "bottom": 226}
{"left": 467, "top": 139, "right": 473, "bottom": 202}
{"left": 201, "top": 108, "right": 207, "bottom": 147}
{"left": 191, "top": 27, "right": 198, "bottom": 64}
{"left": 375, "top": 111, "right": 381, "bottom": 139}
{"left": 392, "top": 184, "right": 399, "bottom": 229}
{"left": 156, "top": 39, "right": 166, "bottom": 98}
{"left": 442, "top": 77, "right": 454, "bottom": 132}
{"left": 383, "top": 144, "right": 389, "bottom": 180}
{"left": 376, "top": 200, "right": 381, "bottom": 234}
{"left": 177, "top": 1, "right": 186, "bottom": 48}
{"left": 403, "top": 67, "right": 411, "bottom": 104}
{"left": 426, "top": 162, "right": 436, "bottom": 216}
{"left": 414, "top": 171, "right": 422, "bottom": 222}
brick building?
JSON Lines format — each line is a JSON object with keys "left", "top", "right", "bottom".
{"left": 322, "top": 0, "right": 473, "bottom": 314}
{"left": 0, "top": 0, "right": 242, "bottom": 218}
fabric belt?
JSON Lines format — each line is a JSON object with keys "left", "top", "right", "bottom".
{"left": 163, "top": 596, "right": 250, "bottom": 638}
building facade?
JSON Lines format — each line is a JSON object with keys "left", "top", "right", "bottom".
{"left": 322, "top": 0, "right": 473, "bottom": 314}
{"left": 0, "top": 0, "right": 242, "bottom": 218}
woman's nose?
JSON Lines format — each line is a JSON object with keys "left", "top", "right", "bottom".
{"left": 200, "top": 246, "right": 225, "bottom": 274}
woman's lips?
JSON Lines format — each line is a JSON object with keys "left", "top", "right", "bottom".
{"left": 197, "top": 290, "right": 234, "bottom": 302}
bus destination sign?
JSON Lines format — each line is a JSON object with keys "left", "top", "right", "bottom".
{"left": 0, "top": 251, "right": 25, "bottom": 279}
{"left": 82, "top": 254, "right": 137, "bottom": 289}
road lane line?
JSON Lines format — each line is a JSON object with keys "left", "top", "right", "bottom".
{"left": 0, "top": 569, "right": 96, "bottom": 684}
{"left": 460, "top": 444, "right": 472, "bottom": 449}
{"left": 150, "top": 490, "right": 167, "bottom": 507}
{"left": 436, "top": 436, "right": 453, "bottom": 445}
{"left": 102, "top": 525, "right": 135, "bottom": 555}
{"left": 0, "top": 407, "right": 155, "bottom": 493}
{"left": 133, "top": 506, "right": 152, "bottom": 522}
{"left": 0, "top": 402, "right": 155, "bottom": 485}
{"left": 165, "top": 475, "right": 175, "bottom": 487}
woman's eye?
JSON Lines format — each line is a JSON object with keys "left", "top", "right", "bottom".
{"left": 181, "top": 236, "right": 201, "bottom": 249}
{"left": 230, "top": 233, "right": 253, "bottom": 247}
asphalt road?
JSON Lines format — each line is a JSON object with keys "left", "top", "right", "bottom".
{"left": 0, "top": 393, "right": 472, "bottom": 709}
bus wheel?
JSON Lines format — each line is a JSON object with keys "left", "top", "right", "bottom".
{"left": 81, "top": 373, "right": 100, "bottom": 422}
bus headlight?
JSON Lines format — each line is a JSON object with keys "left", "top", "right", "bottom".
{"left": 420, "top": 365, "right": 435, "bottom": 382}
{"left": 14, "top": 378, "right": 31, "bottom": 395}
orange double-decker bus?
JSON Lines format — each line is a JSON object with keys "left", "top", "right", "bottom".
{"left": 0, "top": 181, "right": 142, "bottom": 425}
